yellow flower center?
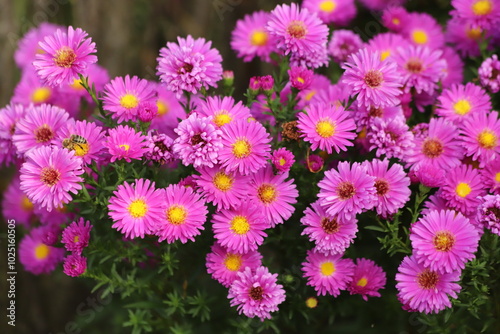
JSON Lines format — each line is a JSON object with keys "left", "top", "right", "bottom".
{"left": 250, "top": 30, "right": 269, "bottom": 46}
{"left": 119, "top": 144, "right": 130, "bottom": 151}
{"left": 74, "top": 235, "right": 80, "bottom": 243}
{"left": 320, "top": 261, "right": 335, "bottom": 276}
{"left": 297, "top": 77, "right": 305, "bottom": 84}
{"left": 21, "top": 196, "right": 34, "bottom": 211}
{"left": 232, "top": 139, "right": 251, "bottom": 158}
{"left": 213, "top": 172, "right": 233, "bottom": 191}
{"left": 257, "top": 184, "right": 277, "bottom": 204}
{"left": 357, "top": 277, "right": 368, "bottom": 287}
{"left": 358, "top": 127, "right": 367, "bottom": 139}
{"left": 287, "top": 21, "right": 307, "bottom": 39}
{"left": 305, "top": 297, "right": 318, "bottom": 308}
{"left": 128, "top": 199, "right": 148, "bottom": 218}
{"left": 214, "top": 112, "right": 232, "bottom": 127}
{"left": 279, "top": 158, "right": 286, "bottom": 166}
{"left": 412, "top": 30, "right": 428, "bottom": 45}
{"left": 54, "top": 47, "right": 76, "bottom": 68}
{"left": 453, "top": 99, "right": 471, "bottom": 115}
{"left": 319, "top": 0, "right": 336, "bottom": 13}
{"left": 167, "top": 205, "right": 187, "bottom": 225}
{"left": 380, "top": 50, "right": 391, "bottom": 61}
{"left": 478, "top": 130, "right": 497, "bottom": 149}
{"left": 157, "top": 100, "right": 169, "bottom": 116}
{"left": 35, "top": 244, "right": 50, "bottom": 260}
{"left": 70, "top": 78, "right": 85, "bottom": 90}
{"left": 466, "top": 27, "right": 483, "bottom": 40}
{"left": 74, "top": 143, "right": 90, "bottom": 156}
{"left": 224, "top": 253, "right": 242, "bottom": 271}
{"left": 472, "top": 0, "right": 492, "bottom": 15}
{"left": 120, "top": 94, "right": 139, "bottom": 109}
{"left": 433, "top": 231, "right": 455, "bottom": 251}
{"left": 495, "top": 172, "right": 500, "bottom": 183}
{"left": 32, "top": 87, "right": 52, "bottom": 103}
{"left": 230, "top": 215, "right": 250, "bottom": 235}
{"left": 316, "top": 120, "right": 336, "bottom": 138}
{"left": 456, "top": 182, "right": 472, "bottom": 198}
{"left": 392, "top": 18, "right": 400, "bottom": 25}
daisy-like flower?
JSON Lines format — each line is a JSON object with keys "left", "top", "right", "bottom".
{"left": 14, "top": 22, "right": 62, "bottom": 68}
{"left": 352, "top": 103, "right": 403, "bottom": 131}
{"left": 405, "top": 118, "right": 464, "bottom": 171}
{"left": 206, "top": 243, "right": 262, "bottom": 288}
{"left": 348, "top": 258, "right": 386, "bottom": 301}
{"left": 364, "top": 159, "right": 411, "bottom": 218}
{"left": 19, "top": 227, "right": 65, "bottom": 275}
{"left": 401, "top": 13, "right": 445, "bottom": 50}
{"left": 301, "top": 200, "right": 358, "bottom": 256}
{"left": 12, "top": 70, "right": 60, "bottom": 107}
{"left": 288, "top": 66, "right": 314, "bottom": 90}
{"left": 440, "top": 164, "right": 486, "bottom": 216}
{"left": 58, "top": 119, "right": 106, "bottom": 165}
{"left": 327, "top": 29, "right": 364, "bottom": 64}
{"left": 150, "top": 83, "right": 186, "bottom": 138}
{"left": 317, "top": 161, "right": 376, "bottom": 221}
{"left": 395, "top": 255, "right": 461, "bottom": 314}
{"left": 413, "top": 164, "right": 446, "bottom": 188}
{"left": 108, "top": 179, "right": 165, "bottom": 239}
{"left": 451, "top": 0, "right": 500, "bottom": 29}
{"left": 13, "top": 104, "right": 70, "bottom": 156}
{"left": 61, "top": 218, "right": 93, "bottom": 254}
{"left": 155, "top": 184, "right": 208, "bottom": 243}
{"left": 193, "top": 165, "right": 249, "bottom": 210}
{"left": 144, "top": 132, "right": 175, "bottom": 165}
{"left": 367, "top": 117, "right": 416, "bottom": 160}
{"left": 0, "top": 103, "right": 26, "bottom": 166}
{"left": 266, "top": 3, "right": 329, "bottom": 57}
{"left": 341, "top": 48, "right": 402, "bottom": 108}
{"left": 381, "top": 6, "right": 409, "bottom": 32}
{"left": 157, "top": 35, "right": 223, "bottom": 97}
{"left": 478, "top": 54, "right": 500, "bottom": 93}
{"left": 460, "top": 111, "right": 500, "bottom": 166}
{"left": 303, "top": 0, "right": 358, "bottom": 26}
{"left": 63, "top": 254, "right": 87, "bottom": 277}
{"left": 212, "top": 204, "right": 268, "bottom": 254}
{"left": 196, "top": 96, "right": 251, "bottom": 129}
{"left": 297, "top": 103, "right": 357, "bottom": 154}
{"left": 219, "top": 119, "right": 271, "bottom": 175}
{"left": 248, "top": 166, "right": 298, "bottom": 227}
{"left": 393, "top": 45, "right": 447, "bottom": 95}
{"left": 441, "top": 47, "right": 465, "bottom": 89}
{"left": 102, "top": 75, "right": 156, "bottom": 123}
{"left": 411, "top": 210, "right": 480, "bottom": 273}
{"left": 436, "top": 83, "right": 491, "bottom": 124}
{"left": 271, "top": 148, "right": 295, "bottom": 174}
{"left": 105, "top": 125, "right": 148, "bottom": 163}
{"left": 481, "top": 157, "right": 500, "bottom": 194}
{"left": 2, "top": 176, "right": 36, "bottom": 228}
{"left": 172, "top": 114, "right": 223, "bottom": 168}
{"left": 302, "top": 250, "right": 355, "bottom": 297}
{"left": 230, "top": 11, "right": 276, "bottom": 62}
{"left": 228, "top": 266, "right": 286, "bottom": 321}
{"left": 477, "top": 195, "right": 500, "bottom": 235}
{"left": 20, "top": 146, "right": 83, "bottom": 212}
{"left": 367, "top": 33, "right": 408, "bottom": 62}
{"left": 33, "top": 26, "right": 97, "bottom": 87}
{"left": 446, "top": 17, "right": 488, "bottom": 58}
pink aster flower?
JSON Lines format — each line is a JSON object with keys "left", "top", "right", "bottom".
{"left": 212, "top": 204, "right": 268, "bottom": 254}
{"left": 150, "top": 83, "right": 186, "bottom": 138}
{"left": 364, "top": 159, "right": 411, "bottom": 219}
{"left": 478, "top": 54, "right": 500, "bottom": 93}
{"left": 13, "top": 104, "right": 70, "bottom": 156}
{"left": 196, "top": 96, "right": 251, "bottom": 129}
{"left": 352, "top": 103, "right": 403, "bottom": 131}
{"left": 382, "top": 6, "right": 409, "bottom": 32}
{"left": 318, "top": 161, "right": 376, "bottom": 221}
{"left": 302, "top": 250, "right": 355, "bottom": 297}
{"left": 436, "top": 83, "right": 491, "bottom": 124}
{"left": 410, "top": 210, "right": 480, "bottom": 273}
{"left": 288, "top": 66, "right": 314, "bottom": 90}
{"left": 193, "top": 165, "right": 249, "bottom": 210}
{"left": 2, "top": 176, "right": 36, "bottom": 228}
{"left": 108, "top": 179, "right": 165, "bottom": 239}
{"left": 413, "top": 164, "right": 446, "bottom": 188}
{"left": 348, "top": 258, "right": 386, "bottom": 301}
{"left": 367, "top": 116, "right": 415, "bottom": 160}
{"left": 155, "top": 184, "right": 208, "bottom": 243}
{"left": 271, "top": 148, "right": 295, "bottom": 174}
{"left": 228, "top": 266, "right": 286, "bottom": 321}
{"left": 440, "top": 164, "right": 486, "bottom": 216}
{"left": 230, "top": 11, "right": 277, "bottom": 62}
{"left": 157, "top": 35, "right": 223, "bottom": 97}
{"left": 218, "top": 119, "right": 271, "bottom": 175}
{"left": 367, "top": 33, "right": 409, "bottom": 62}
{"left": 0, "top": 103, "right": 26, "bottom": 165}
{"left": 451, "top": 0, "right": 500, "bottom": 29}
{"left": 307, "top": 154, "right": 324, "bottom": 173}
{"left": 137, "top": 101, "right": 158, "bottom": 123}
{"left": 297, "top": 103, "right": 357, "bottom": 154}
{"left": 206, "top": 243, "right": 262, "bottom": 288}
{"left": 172, "top": 113, "right": 223, "bottom": 168}
{"left": 358, "top": 0, "right": 405, "bottom": 11}
{"left": 144, "top": 132, "right": 175, "bottom": 165}
{"left": 12, "top": 70, "right": 60, "bottom": 107}
{"left": 302, "top": 0, "right": 357, "bottom": 26}
{"left": 301, "top": 200, "right": 358, "bottom": 256}
{"left": 405, "top": 118, "right": 464, "bottom": 171}
{"left": 102, "top": 75, "right": 156, "bottom": 123}
{"left": 401, "top": 13, "right": 445, "bottom": 50}
{"left": 105, "top": 125, "right": 148, "bottom": 163}
{"left": 477, "top": 195, "right": 500, "bottom": 235}
{"left": 441, "top": 47, "right": 465, "bottom": 89}
{"left": 14, "top": 22, "right": 63, "bottom": 68}
{"left": 481, "top": 157, "right": 500, "bottom": 194}
{"left": 58, "top": 119, "right": 106, "bottom": 165}
{"left": 63, "top": 254, "right": 87, "bottom": 277}
{"left": 19, "top": 227, "right": 65, "bottom": 275}
{"left": 395, "top": 255, "right": 461, "bottom": 314}
{"left": 327, "top": 29, "right": 364, "bottom": 64}
{"left": 33, "top": 26, "right": 97, "bottom": 87}
{"left": 341, "top": 48, "right": 402, "bottom": 108}
{"left": 20, "top": 146, "right": 83, "bottom": 212}
{"left": 266, "top": 3, "right": 329, "bottom": 58}
{"left": 446, "top": 17, "right": 488, "bottom": 58}
{"left": 393, "top": 45, "right": 447, "bottom": 95}
{"left": 248, "top": 166, "right": 298, "bottom": 227}
{"left": 61, "top": 217, "right": 93, "bottom": 254}
{"left": 459, "top": 110, "right": 500, "bottom": 166}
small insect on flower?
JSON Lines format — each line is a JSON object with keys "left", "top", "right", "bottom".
{"left": 62, "top": 134, "right": 89, "bottom": 156}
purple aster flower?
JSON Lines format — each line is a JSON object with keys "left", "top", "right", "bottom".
{"left": 367, "top": 116, "right": 415, "bottom": 160}
{"left": 327, "top": 29, "right": 364, "bottom": 64}
{"left": 33, "top": 26, "right": 97, "bottom": 87}
{"left": 105, "top": 125, "right": 148, "bottom": 163}
{"left": 157, "top": 35, "right": 223, "bottom": 97}
{"left": 481, "top": 157, "right": 500, "bottom": 194}
{"left": 63, "top": 254, "right": 87, "bottom": 277}
{"left": 61, "top": 217, "right": 93, "bottom": 254}
{"left": 144, "top": 132, "right": 175, "bottom": 165}
{"left": 382, "top": 6, "right": 409, "bottom": 32}
{"left": 302, "top": 0, "right": 357, "bottom": 26}
{"left": 413, "top": 164, "right": 446, "bottom": 188}
{"left": 348, "top": 258, "right": 386, "bottom": 301}
{"left": 446, "top": 17, "right": 488, "bottom": 58}
{"left": 477, "top": 195, "right": 500, "bottom": 235}
{"left": 228, "top": 266, "right": 286, "bottom": 321}
{"left": 352, "top": 103, "right": 403, "bottom": 131}
{"left": 58, "top": 119, "right": 106, "bottom": 165}
{"left": 0, "top": 103, "right": 26, "bottom": 165}
{"left": 196, "top": 95, "right": 251, "bottom": 129}
{"left": 137, "top": 102, "right": 158, "bottom": 123}
{"left": 288, "top": 66, "right": 314, "bottom": 90}
{"left": 172, "top": 113, "right": 223, "bottom": 168}
{"left": 12, "top": 70, "right": 60, "bottom": 107}
{"left": 396, "top": 255, "right": 461, "bottom": 314}
{"left": 451, "top": 0, "right": 500, "bottom": 29}
{"left": 271, "top": 148, "right": 295, "bottom": 174}
{"left": 19, "top": 227, "right": 65, "bottom": 275}
{"left": 478, "top": 54, "right": 500, "bottom": 93}
{"left": 436, "top": 83, "right": 491, "bottom": 124}
{"left": 342, "top": 48, "right": 402, "bottom": 108}
{"left": 2, "top": 176, "right": 36, "bottom": 228}
{"left": 318, "top": 161, "right": 376, "bottom": 221}
{"left": 307, "top": 154, "right": 324, "bottom": 173}
{"left": 150, "top": 83, "right": 186, "bottom": 138}
{"left": 367, "top": 33, "right": 409, "bottom": 62}
{"left": 459, "top": 110, "right": 500, "bottom": 166}
{"left": 402, "top": 13, "right": 445, "bottom": 50}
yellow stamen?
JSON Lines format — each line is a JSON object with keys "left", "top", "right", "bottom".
{"left": 319, "top": 0, "right": 336, "bottom": 13}
{"left": 224, "top": 254, "right": 242, "bottom": 271}
{"left": 456, "top": 182, "right": 472, "bottom": 198}
{"left": 213, "top": 112, "right": 232, "bottom": 127}
{"left": 305, "top": 297, "right": 318, "bottom": 308}
{"left": 213, "top": 172, "right": 233, "bottom": 191}
{"left": 357, "top": 277, "right": 368, "bottom": 287}
{"left": 128, "top": 199, "right": 148, "bottom": 218}
{"left": 412, "top": 30, "right": 428, "bottom": 45}
{"left": 250, "top": 30, "right": 269, "bottom": 46}
{"left": 32, "top": 87, "right": 52, "bottom": 103}
{"left": 232, "top": 139, "right": 251, "bottom": 158}
{"left": 21, "top": 196, "right": 34, "bottom": 211}
{"left": 120, "top": 94, "right": 139, "bottom": 109}
{"left": 167, "top": 205, "right": 187, "bottom": 225}
{"left": 119, "top": 144, "right": 130, "bottom": 151}
{"left": 472, "top": 0, "right": 492, "bottom": 16}
{"left": 157, "top": 100, "right": 169, "bottom": 116}
{"left": 478, "top": 130, "right": 497, "bottom": 149}
{"left": 381, "top": 50, "right": 391, "bottom": 61}
{"left": 35, "top": 244, "right": 50, "bottom": 260}
{"left": 453, "top": 99, "right": 471, "bottom": 115}
{"left": 320, "top": 261, "right": 335, "bottom": 276}
{"left": 230, "top": 215, "right": 250, "bottom": 235}
{"left": 316, "top": 120, "right": 335, "bottom": 138}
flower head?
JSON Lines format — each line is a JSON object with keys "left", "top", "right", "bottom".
{"left": 382, "top": 6, "right": 409, "bottom": 32}
{"left": 63, "top": 254, "right": 87, "bottom": 277}
{"left": 271, "top": 148, "right": 295, "bottom": 174}
{"left": 451, "top": 0, "right": 500, "bottom": 29}
{"left": 19, "top": 227, "right": 65, "bottom": 274}
{"left": 196, "top": 96, "right": 251, "bottom": 129}
{"left": 436, "top": 83, "right": 491, "bottom": 124}
{"left": 327, "top": 29, "right": 364, "bottom": 64}
{"left": 61, "top": 218, "right": 93, "bottom": 254}
{"left": 459, "top": 110, "right": 500, "bottom": 166}
{"left": 144, "top": 132, "right": 175, "bottom": 165}
{"left": 302, "top": 0, "right": 357, "bottom": 26}
{"left": 477, "top": 195, "right": 500, "bottom": 235}
{"left": 478, "top": 54, "right": 500, "bottom": 93}
{"left": 401, "top": 13, "right": 445, "bottom": 50}
{"left": 2, "top": 176, "right": 36, "bottom": 228}
{"left": 348, "top": 258, "right": 386, "bottom": 301}
{"left": 58, "top": 119, "right": 106, "bottom": 165}
{"left": 105, "top": 125, "right": 148, "bottom": 163}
